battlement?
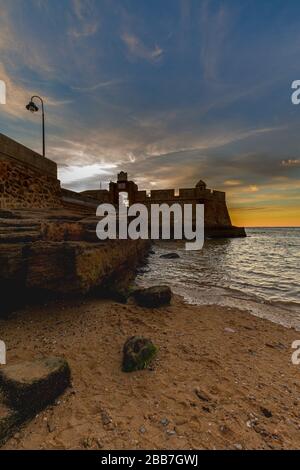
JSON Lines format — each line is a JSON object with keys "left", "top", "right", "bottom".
{"left": 84, "top": 173, "right": 229, "bottom": 216}
{"left": 150, "top": 189, "right": 175, "bottom": 200}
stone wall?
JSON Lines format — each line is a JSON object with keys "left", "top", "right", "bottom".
{"left": 0, "top": 134, "right": 61, "bottom": 210}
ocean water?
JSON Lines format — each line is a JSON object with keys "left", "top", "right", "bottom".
{"left": 136, "top": 228, "right": 300, "bottom": 330}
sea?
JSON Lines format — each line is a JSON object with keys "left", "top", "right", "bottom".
{"left": 136, "top": 228, "right": 300, "bottom": 330}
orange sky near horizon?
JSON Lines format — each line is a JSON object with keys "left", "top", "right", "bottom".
{"left": 224, "top": 180, "right": 300, "bottom": 228}
{"left": 229, "top": 206, "right": 300, "bottom": 228}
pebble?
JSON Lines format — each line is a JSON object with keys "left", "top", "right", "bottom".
{"left": 224, "top": 328, "right": 235, "bottom": 334}
{"left": 160, "top": 418, "right": 169, "bottom": 426}
{"left": 260, "top": 407, "right": 272, "bottom": 418}
{"left": 234, "top": 443, "right": 243, "bottom": 450}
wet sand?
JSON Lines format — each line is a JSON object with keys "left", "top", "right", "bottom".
{"left": 1, "top": 295, "right": 300, "bottom": 450}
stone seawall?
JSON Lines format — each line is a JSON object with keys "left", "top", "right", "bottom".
{"left": 0, "top": 134, "right": 61, "bottom": 210}
{"left": 0, "top": 158, "right": 62, "bottom": 210}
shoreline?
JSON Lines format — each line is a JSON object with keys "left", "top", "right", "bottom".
{"left": 1, "top": 294, "right": 300, "bottom": 450}
{"left": 136, "top": 239, "right": 300, "bottom": 330}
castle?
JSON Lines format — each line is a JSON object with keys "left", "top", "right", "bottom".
{"left": 80, "top": 171, "right": 245, "bottom": 238}
{"left": 0, "top": 133, "right": 245, "bottom": 238}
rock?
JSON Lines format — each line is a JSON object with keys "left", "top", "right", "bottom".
{"left": 47, "top": 420, "right": 56, "bottom": 433}
{"left": 194, "top": 388, "right": 211, "bottom": 402}
{"left": 122, "top": 337, "right": 158, "bottom": 373}
{"left": 106, "top": 283, "right": 136, "bottom": 304}
{"left": 134, "top": 286, "right": 172, "bottom": 308}
{"left": 0, "top": 211, "right": 151, "bottom": 312}
{"left": 160, "top": 418, "right": 169, "bottom": 426}
{"left": 100, "top": 408, "right": 112, "bottom": 426}
{"left": 0, "top": 357, "right": 71, "bottom": 412}
{"left": 224, "top": 328, "right": 235, "bottom": 334}
{"left": 160, "top": 253, "right": 180, "bottom": 259}
{"left": 234, "top": 443, "right": 243, "bottom": 450}
{"left": 107, "top": 286, "right": 131, "bottom": 304}
{"left": 260, "top": 406, "right": 272, "bottom": 418}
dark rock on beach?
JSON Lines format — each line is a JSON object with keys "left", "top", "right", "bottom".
{"left": 0, "top": 356, "right": 71, "bottom": 445}
{"left": 122, "top": 336, "right": 158, "bottom": 373}
{"left": 134, "top": 286, "right": 172, "bottom": 308}
{"left": 0, "top": 356, "right": 71, "bottom": 412}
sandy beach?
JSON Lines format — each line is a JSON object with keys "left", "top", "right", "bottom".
{"left": 1, "top": 295, "right": 300, "bottom": 450}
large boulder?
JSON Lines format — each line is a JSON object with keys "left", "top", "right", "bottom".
{"left": 134, "top": 286, "right": 172, "bottom": 308}
{"left": 122, "top": 337, "right": 158, "bottom": 373}
{"left": 160, "top": 253, "right": 180, "bottom": 259}
{"left": 0, "top": 357, "right": 71, "bottom": 413}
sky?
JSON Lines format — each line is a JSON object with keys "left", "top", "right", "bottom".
{"left": 0, "top": 0, "right": 300, "bottom": 227}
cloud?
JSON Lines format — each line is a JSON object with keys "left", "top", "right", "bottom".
{"left": 199, "top": 0, "right": 235, "bottom": 81}
{"left": 0, "top": 63, "right": 71, "bottom": 121}
{"left": 69, "top": 0, "right": 99, "bottom": 38}
{"left": 59, "top": 162, "right": 116, "bottom": 189}
{"left": 248, "top": 185, "right": 259, "bottom": 193}
{"left": 71, "top": 79, "right": 122, "bottom": 92}
{"left": 121, "top": 32, "right": 163, "bottom": 62}
{"left": 281, "top": 159, "right": 300, "bottom": 167}
{"left": 224, "top": 179, "right": 243, "bottom": 186}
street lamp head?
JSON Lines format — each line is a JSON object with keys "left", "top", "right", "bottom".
{"left": 26, "top": 101, "right": 39, "bottom": 113}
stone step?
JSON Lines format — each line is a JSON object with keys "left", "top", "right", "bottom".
{"left": 0, "top": 226, "right": 40, "bottom": 233}
{"left": 0, "top": 232, "right": 41, "bottom": 243}
{"left": 83, "top": 229, "right": 100, "bottom": 242}
{"left": 0, "top": 219, "right": 41, "bottom": 227}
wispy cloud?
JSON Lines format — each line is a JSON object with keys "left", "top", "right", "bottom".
{"left": 281, "top": 159, "right": 300, "bottom": 167}
{"left": 71, "top": 79, "right": 122, "bottom": 92}
{"left": 121, "top": 32, "right": 163, "bottom": 63}
{"left": 199, "top": 0, "right": 235, "bottom": 81}
{"left": 69, "top": 0, "right": 99, "bottom": 38}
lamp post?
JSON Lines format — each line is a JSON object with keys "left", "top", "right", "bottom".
{"left": 26, "top": 95, "right": 45, "bottom": 157}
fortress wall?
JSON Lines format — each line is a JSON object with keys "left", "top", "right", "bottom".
{"left": 179, "top": 188, "right": 197, "bottom": 199}
{"left": 80, "top": 189, "right": 112, "bottom": 203}
{"left": 212, "top": 190, "right": 226, "bottom": 200}
{"left": 134, "top": 190, "right": 148, "bottom": 202}
{"left": 150, "top": 189, "right": 175, "bottom": 200}
{"left": 0, "top": 134, "right": 61, "bottom": 210}
{"left": 204, "top": 198, "right": 232, "bottom": 227}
